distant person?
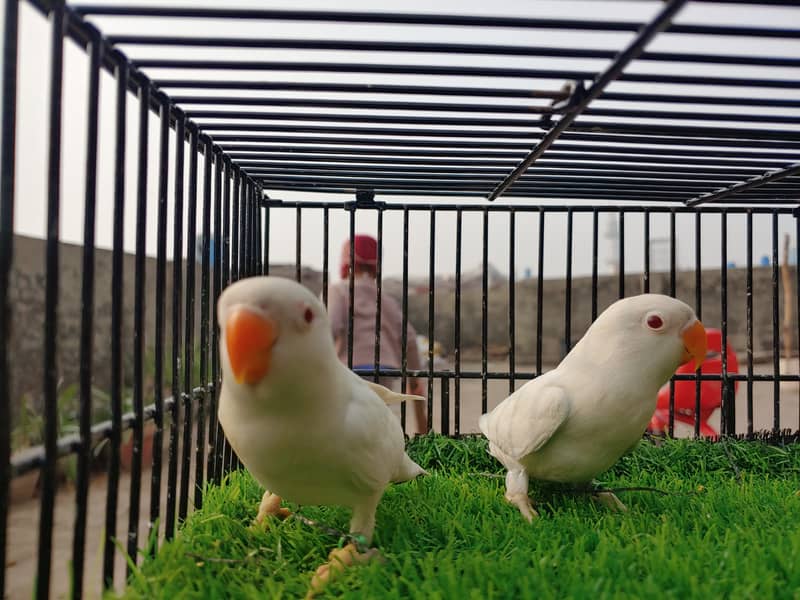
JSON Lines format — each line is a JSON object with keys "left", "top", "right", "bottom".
{"left": 326, "top": 234, "right": 428, "bottom": 434}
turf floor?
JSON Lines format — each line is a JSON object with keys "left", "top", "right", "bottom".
{"left": 120, "top": 435, "right": 800, "bottom": 599}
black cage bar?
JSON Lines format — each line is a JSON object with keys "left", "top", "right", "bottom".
{"left": 1, "top": 1, "right": 800, "bottom": 598}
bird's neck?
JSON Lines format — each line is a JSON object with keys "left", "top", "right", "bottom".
{"left": 241, "top": 357, "right": 349, "bottom": 418}
{"left": 563, "top": 329, "right": 676, "bottom": 403}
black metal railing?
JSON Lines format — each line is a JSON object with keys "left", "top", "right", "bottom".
{"left": 0, "top": 1, "right": 799, "bottom": 598}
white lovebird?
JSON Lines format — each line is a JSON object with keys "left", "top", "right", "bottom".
{"left": 217, "top": 276, "right": 426, "bottom": 548}
{"left": 479, "top": 294, "right": 707, "bottom": 520}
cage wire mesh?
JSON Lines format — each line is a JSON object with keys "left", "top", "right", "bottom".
{"left": 0, "top": 0, "right": 799, "bottom": 598}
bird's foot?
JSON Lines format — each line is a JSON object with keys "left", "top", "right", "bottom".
{"left": 506, "top": 492, "right": 539, "bottom": 523}
{"left": 305, "top": 543, "right": 382, "bottom": 599}
{"left": 252, "top": 491, "right": 292, "bottom": 528}
{"left": 592, "top": 491, "right": 628, "bottom": 513}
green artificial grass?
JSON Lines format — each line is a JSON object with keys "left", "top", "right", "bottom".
{"left": 121, "top": 436, "right": 800, "bottom": 599}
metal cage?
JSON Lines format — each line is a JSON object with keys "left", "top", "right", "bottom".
{"left": 0, "top": 0, "right": 798, "bottom": 598}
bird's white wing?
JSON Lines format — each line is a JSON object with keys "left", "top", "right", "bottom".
{"left": 337, "top": 378, "right": 412, "bottom": 494}
{"left": 479, "top": 384, "right": 570, "bottom": 461}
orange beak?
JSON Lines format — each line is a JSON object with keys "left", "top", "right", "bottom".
{"left": 225, "top": 307, "right": 278, "bottom": 385}
{"left": 680, "top": 320, "right": 708, "bottom": 371}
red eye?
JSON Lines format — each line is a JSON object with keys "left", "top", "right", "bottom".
{"left": 647, "top": 315, "right": 664, "bottom": 329}
{"left": 304, "top": 308, "right": 314, "bottom": 324}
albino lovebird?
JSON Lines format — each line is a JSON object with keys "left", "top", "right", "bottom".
{"left": 216, "top": 276, "right": 426, "bottom": 551}
{"left": 479, "top": 294, "right": 707, "bottom": 520}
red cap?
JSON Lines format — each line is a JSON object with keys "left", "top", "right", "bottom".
{"left": 340, "top": 235, "right": 378, "bottom": 278}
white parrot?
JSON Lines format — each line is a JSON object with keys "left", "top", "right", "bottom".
{"left": 479, "top": 293, "right": 707, "bottom": 520}
{"left": 216, "top": 276, "right": 426, "bottom": 550}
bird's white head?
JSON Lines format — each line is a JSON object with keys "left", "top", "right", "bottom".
{"left": 573, "top": 293, "right": 708, "bottom": 382}
{"left": 217, "top": 276, "right": 336, "bottom": 394}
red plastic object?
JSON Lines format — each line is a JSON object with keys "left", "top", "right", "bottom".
{"left": 647, "top": 329, "right": 738, "bottom": 438}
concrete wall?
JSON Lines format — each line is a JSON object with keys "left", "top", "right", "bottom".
{"left": 5, "top": 235, "right": 319, "bottom": 419}
{"left": 8, "top": 235, "right": 193, "bottom": 414}
{"left": 404, "top": 267, "right": 798, "bottom": 364}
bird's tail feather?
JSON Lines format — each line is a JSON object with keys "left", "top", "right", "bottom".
{"left": 392, "top": 454, "right": 427, "bottom": 483}
{"left": 478, "top": 413, "right": 490, "bottom": 437}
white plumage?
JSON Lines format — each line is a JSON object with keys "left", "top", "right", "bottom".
{"left": 479, "top": 294, "right": 707, "bottom": 520}
{"left": 217, "top": 276, "right": 425, "bottom": 544}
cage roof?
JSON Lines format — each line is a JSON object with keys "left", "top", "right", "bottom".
{"left": 49, "top": 1, "right": 800, "bottom": 204}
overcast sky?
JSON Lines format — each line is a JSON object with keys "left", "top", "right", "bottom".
{"left": 1, "top": 0, "right": 798, "bottom": 280}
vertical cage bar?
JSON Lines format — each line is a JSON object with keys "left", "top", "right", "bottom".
{"left": 179, "top": 124, "right": 199, "bottom": 522}
{"left": 242, "top": 180, "right": 249, "bottom": 274}
{"left": 209, "top": 149, "right": 223, "bottom": 484}
{"left": 195, "top": 136, "right": 213, "bottom": 511}
{"left": 721, "top": 210, "right": 732, "bottom": 435}
{"left": 253, "top": 193, "right": 260, "bottom": 276}
{"left": 252, "top": 186, "right": 258, "bottom": 277}
{"left": 263, "top": 198, "right": 270, "bottom": 276}
{"left": 618, "top": 211, "right": 625, "bottom": 299}
{"left": 103, "top": 48, "right": 127, "bottom": 592}
{"left": 220, "top": 160, "right": 232, "bottom": 476}
{"left": 251, "top": 182, "right": 258, "bottom": 276}
{"left": 252, "top": 191, "right": 259, "bottom": 277}
{"left": 220, "top": 180, "right": 232, "bottom": 477}
{"left": 669, "top": 211, "right": 677, "bottom": 297}
{"left": 260, "top": 195, "right": 266, "bottom": 276}
{"left": 746, "top": 211, "right": 754, "bottom": 435}
{"left": 427, "top": 209, "right": 435, "bottom": 430}
{"left": 37, "top": 4, "right": 65, "bottom": 596}
{"left": 440, "top": 376, "right": 450, "bottom": 436}
{"left": 643, "top": 209, "right": 650, "bottom": 294}
{"left": 256, "top": 187, "right": 260, "bottom": 276}
{"left": 0, "top": 0, "right": 17, "bottom": 594}
{"left": 668, "top": 210, "right": 677, "bottom": 437}
{"left": 322, "top": 207, "right": 329, "bottom": 308}
{"left": 231, "top": 168, "right": 240, "bottom": 282}
{"left": 536, "top": 209, "right": 545, "bottom": 376}
{"left": 229, "top": 181, "right": 247, "bottom": 467}
{"left": 796, "top": 210, "right": 800, "bottom": 432}
{"left": 771, "top": 211, "right": 781, "bottom": 431}
{"left": 565, "top": 209, "right": 573, "bottom": 356}
{"left": 72, "top": 25, "right": 100, "bottom": 598}
{"left": 247, "top": 179, "right": 253, "bottom": 277}
{"left": 222, "top": 160, "right": 231, "bottom": 288}
{"left": 250, "top": 184, "right": 256, "bottom": 277}
{"left": 508, "top": 209, "right": 516, "bottom": 393}
{"left": 255, "top": 192, "right": 262, "bottom": 276}
{"left": 165, "top": 111, "right": 184, "bottom": 540}
{"left": 225, "top": 441, "right": 235, "bottom": 478}
{"left": 127, "top": 78, "right": 151, "bottom": 575}
{"left": 147, "top": 91, "right": 170, "bottom": 552}
{"left": 240, "top": 180, "right": 248, "bottom": 279}
{"left": 400, "top": 208, "right": 409, "bottom": 429}
{"left": 236, "top": 182, "right": 246, "bottom": 477}
{"left": 454, "top": 209, "right": 462, "bottom": 436}
{"left": 374, "top": 209, "right": 383, "bottom": 383}
{"left": 481, "top": 208, "right": 489, "bottom": 414}
{"left": 239, "top": 181, "right": 245, "bottom": 280}
{"left": 240, "top": 180, "right": 248, "bottom": 278}
{"left": 296, "top": 206, "right": 302, "bottom": 282}
{"left": 694, "top": 211, "right": 702, "bottom": 439}
{"left": 242, "top": 181, "right": 248, "bottom": 278}
{"left": 347, "top": 206, "right": 356, "bottom": 370}
{"left": 591, "top": 209, "right": 598, "bottom": 320}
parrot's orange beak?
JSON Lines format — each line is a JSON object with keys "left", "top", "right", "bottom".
{"left": 225, "top": 307, "right": 278, "bottom": 385}
{"left": 680, "top": 320, "right": 708, "bottom": 371}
